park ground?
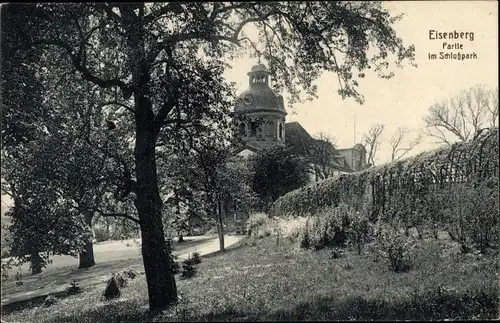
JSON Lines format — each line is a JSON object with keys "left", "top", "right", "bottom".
{"left": 1, "top": 218, "right": 498, "bottom": 322}
{"left": 1, "top": 235, "right": 242, "bottom": 307}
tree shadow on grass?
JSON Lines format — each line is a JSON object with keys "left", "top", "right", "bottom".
{"left": 4, "top": 285, "right": 497, "bottom": 322}
{"left": 194, "top": 289, "right": 499, "bottom": 321}
{"left": 2, "top": 237, "right": 214, "bottom": 302}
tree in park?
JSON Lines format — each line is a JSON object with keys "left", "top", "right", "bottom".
{"left": 0, "top": 4, "right": 78, "bottom": 275}
{"left": 309, "top": 132, "right": 340, "bottom": 180}
{"left": 362, "top": 124, "right": 385, "bottom": 167}
{"left": 3, "top": 2, "right": 415, "bottom": 310}
{"left": 424, "top": 85, "right": 499, "bottom": 146}
{"left": 250, "top": 145, "right": 310, "bottom": 209}
{"left": 389, "top": 126, "right": 421, "bottom": 162}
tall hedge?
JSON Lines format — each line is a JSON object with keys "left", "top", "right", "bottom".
{"left": 271, "top": 128, "right": 499, "bottom": 221}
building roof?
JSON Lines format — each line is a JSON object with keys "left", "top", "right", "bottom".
{"left": 234, "top": 63, "right": 286, "bottom": 115}
{"left": 285, "top": 122, "right": 316, "bottom": 156}
{"left": 248, "top": 63, "right": 269, "bottom": 74}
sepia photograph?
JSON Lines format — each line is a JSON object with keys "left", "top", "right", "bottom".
{"left": 0, "top": 1, "right": 498, "bottom": 322}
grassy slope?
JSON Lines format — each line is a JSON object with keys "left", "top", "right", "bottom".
{"left": 1, "top": 234, "right": 498, "bottom": 322}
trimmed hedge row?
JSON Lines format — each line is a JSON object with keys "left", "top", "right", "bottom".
{"left": 270, "top": 128, "right": 499, "bottom": 221}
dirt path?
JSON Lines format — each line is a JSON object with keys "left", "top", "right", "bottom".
{"left": 1, "top": 235, "right": 244, "bottom": 306}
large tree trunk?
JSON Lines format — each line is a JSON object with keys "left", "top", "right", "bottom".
{"left": 79, "top": 211, "right": 96, "bottom": 269}
{"left": 30, "top": 247, "right": 43, "bottom": 275}
{"left": 217, "top": 199, "right": 225, "bottom": 251}
{"left": 134, "top": 97, "right": 177, "bottom": 311}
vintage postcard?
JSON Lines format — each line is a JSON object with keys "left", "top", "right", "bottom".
{"left": 1, "top": 1, "right": 498, "bottom": 321}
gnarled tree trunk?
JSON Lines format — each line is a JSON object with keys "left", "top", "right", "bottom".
{"left": 79, "top": 211, "right": 96, "bottom": 269}
{"left": 134, "top": 95, "right": 177, "bottom": 311}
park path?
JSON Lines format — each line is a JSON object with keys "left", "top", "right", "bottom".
{"left": 1, "top": 235, "right": 244, "bottom": 306}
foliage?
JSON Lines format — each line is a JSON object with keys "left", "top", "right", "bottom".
{"left": 66, "top": 280, "right": 82, "bottom": 296}
{"left": 444, "top": 178, "right": 499, "bottom": 253}
{"left": 300, "top": 204, "right": 352, "bottom": 250}
{"left": 246, "top": 213, "right": 269, "bottom": 236}
{"left": 103, "top": 275, "right": 121, "bottom": 301}
{"left": 191, "top": 251, "right": 202, "bottom": 265}
{"left": 249, "top": 145, "right": 310, "bottom": 208}
{"left": 271, "top": 129, "right": 499, "bottom": 240}
{"left": 2, "top": 1, "right": 415, "bottom": 311}
{"left": 375, "top": 222, "right": 415, "bottom": 272}
{"left": 180, "top": 257, "right": 197, "bottom": 280}
{"left": 2, "top": 236, "right": 499, "bottom": 322}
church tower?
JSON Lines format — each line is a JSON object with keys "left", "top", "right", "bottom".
{"left": 234, "top": 62, "right": 287, "bottom": 152}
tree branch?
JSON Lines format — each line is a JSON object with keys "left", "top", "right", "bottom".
{"left": 32, "top": 39, "right": 131, "bottom": 98}
{"left": 92, "top": 208, "right": 140, "bottom": 225}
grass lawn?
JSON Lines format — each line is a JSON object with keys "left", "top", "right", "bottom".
{"left": 0, "top": 236, "right": 214, "bottom": 306}
{"left": 1, "top": 234, "right": 498, "bottom": 322}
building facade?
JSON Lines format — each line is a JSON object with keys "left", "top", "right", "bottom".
{"left": 234, "top": 62, "right": 368, "bottom": 179}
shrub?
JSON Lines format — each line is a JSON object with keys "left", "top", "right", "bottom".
{"left": 300, "top": 203, "right": 360, "bottom": 251}
{"left": 192, "top": 251, "right": 202, "bottom": 265}
{"left": 180, "top": 257, "right": 197, "bottom": 280}
{"left": 103, "top": 275, "right": 121, "bottom": 300}
{"left": 376, "top": 223, "right": 415, "bottom": 272}
{"left": 66, "top": 280, "right": 82, "bottom": 296}
{"left": 1, "top": 248, "right": 10, "bottom": 259}
{"left": 348, "top": 210, "right": 372, "bottom": 255}
{"left": 445, "top": 179, "right": 499, "bottom": 254}
{"left": 300, "top": 219, "right": 311, "bottom": 249}
{"left": 123, "top": 268, "right": 138, "bottom": 280}
{"left": 44, "top": 295, "right": 58, "bottom": 307}
{"left": 93, "top": 226, "right": 109, "bottom": 243}
{"left": 246, "top": 212, "right": 269, "bottom": 236}
{"left": 115, "top": 273, "right": 128, "bottom": 288}
{"left": 171, "top": 254, "right": 181, "bottom": 275}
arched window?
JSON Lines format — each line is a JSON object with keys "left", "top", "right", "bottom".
{"left": 239, "top": 123, "right": 246, "bottom": 136}
{"left": 250, "top": 122, "right": 257, "bottom": 137}
{"left": 278, "top": 123, "right": 283, "bottom": 139}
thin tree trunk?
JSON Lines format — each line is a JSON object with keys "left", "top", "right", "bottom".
{"left": 79, "top": 211, "right": 96, "bottom": 269}
{"left": 105, "top": 218, "right": 111, "bottom": 240}
{"left": 134, "top": 99, "right": 177, "bottom": 311}
{"left": 217, "top": 199, "right": 225, "bottom": 251}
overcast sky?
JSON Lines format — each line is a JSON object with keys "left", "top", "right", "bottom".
{"left": 224, "top": 1, "right": 499, "bottom": 164}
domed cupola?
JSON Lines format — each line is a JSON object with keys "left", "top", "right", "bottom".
{"left": 234, "top": 61, "right": 287, "bottom": 151}
{"left": 235, "top": 63, "right": 287, "bottom": 115}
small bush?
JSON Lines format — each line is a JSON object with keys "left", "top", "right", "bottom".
{"left": 115, "top": 273, "right": 128, "bottom": 288}
{"left": 44, "top": 295, "right": 58, "bottom": 307}
{"left": 93, "top": 227, "right": 109, "bottom": 243}
{"left": 300, "top": 219, "right": 311, "bottom": 249}
{"left": 300, "top": 203, "right": 357, "bottom": 251}
{"left": 192, "top": 251, "right": 201, "bottom": 265}
{"left": 123, "top": 268, "right": 138, "bottom": 280}
{"left": 103, "top": 275, "right": 121, "bottom": 300}
{"left": 246, "top": 213, "right": 269, "bottom": 236}
{"left": 66, "top": 280, "right": 82, "bottom": 296}
{"left": 180, "top": 257, "right": 197, "bottom": 280}
{"left": 1, "top": 248, "right": 10, "bottom": 259}
{"left": 376, "top": 223, "right": 415, "bottom": 272}
{"left": 171, "top": 254, "right": 181, "bottom": 275}
{"left": 445, "top": 179, "right": 499, "bottom": 254}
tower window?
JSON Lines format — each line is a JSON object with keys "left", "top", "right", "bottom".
{"left": 239, "top": 123, "right": 246, "bottom": 136}
{"left": 278, "top": 123, "right": 283, "bottom": 139}
{"left": 250, "top": 122, "right": 257, "bottom": 137}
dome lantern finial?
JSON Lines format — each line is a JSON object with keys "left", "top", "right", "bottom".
{"left": 257, "top": 51, "right": 261, "bottom": 64}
